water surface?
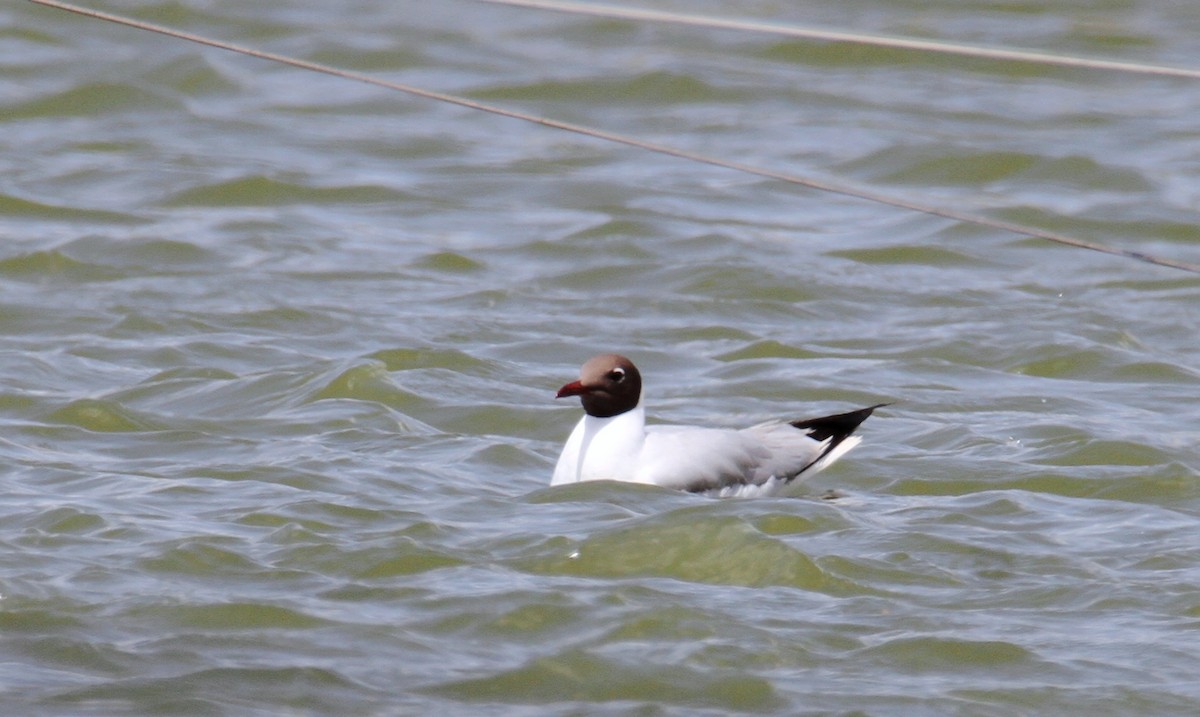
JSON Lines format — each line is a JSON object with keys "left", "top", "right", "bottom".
{"left": 3, "top": 0, "right": 1199, "bottom": 715}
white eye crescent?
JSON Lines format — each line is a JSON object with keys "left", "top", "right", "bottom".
{"left": 608, "top": 368, "right": 626, "bottom": 382}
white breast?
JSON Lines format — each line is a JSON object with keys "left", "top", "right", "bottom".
{"left": 551, "top": 407, "right": 648, "bottom": 485}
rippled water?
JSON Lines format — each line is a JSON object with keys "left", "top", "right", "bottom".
{"left": 4, "top": 0, "right": 1200, "bottom": 714}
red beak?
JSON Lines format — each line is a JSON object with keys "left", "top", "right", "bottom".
{"left": 556, "top": 380, "right": 589, "bottom": 398}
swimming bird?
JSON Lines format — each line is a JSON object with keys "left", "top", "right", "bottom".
{"left": 552, "top": 354, "right": 883, "bottom": 498}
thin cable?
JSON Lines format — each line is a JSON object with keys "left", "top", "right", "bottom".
{"left": 26, "top": 0, "right": 1200, "bottom": 274}
{"left": 477, "top": 0, "right": 1200, "bottom": 81}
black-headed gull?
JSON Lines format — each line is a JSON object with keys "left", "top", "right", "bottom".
{"left": 552, "top": 354, "right": 884, "bottom": 498}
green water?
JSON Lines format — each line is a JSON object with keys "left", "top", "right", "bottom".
{"left": 2, "top": 0, "right": 1199, "bottom": 715}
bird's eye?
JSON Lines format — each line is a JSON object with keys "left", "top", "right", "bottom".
{"left": 608, "top": 368, "right": 626, "bottom": 382}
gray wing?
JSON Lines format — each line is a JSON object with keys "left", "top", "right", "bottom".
{"left": 739, "top": 421, "right": 837, "bottom": 484}
{"left": 638, "top": 425, "right": 776, "bottom": 492}
{"left": 637, "top": 406, "right": 880, "bottom": 495}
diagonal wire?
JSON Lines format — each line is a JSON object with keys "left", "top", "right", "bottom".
{"left": 477, "top": 0, "right": 1200, "bottom": 81}
{"left": 26, "top": 0, "right": 1200, "bottom": 274}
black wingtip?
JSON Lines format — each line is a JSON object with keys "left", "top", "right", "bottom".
{"left": 780, "top": 403, "right": 889, "bottom": 484}
{"left": 789, "top": 402, "right": 889, "bottom": 443}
